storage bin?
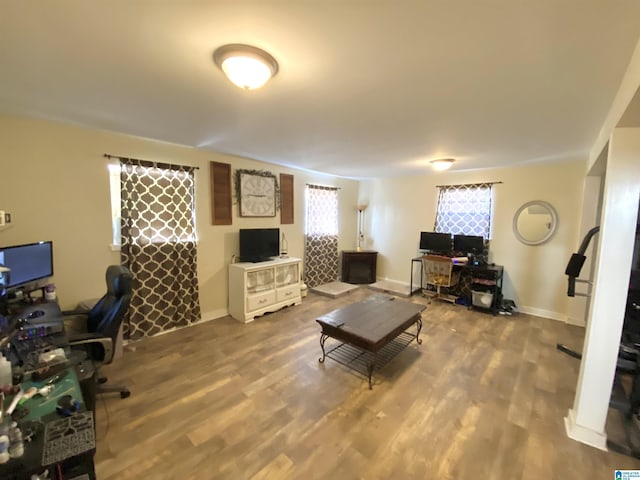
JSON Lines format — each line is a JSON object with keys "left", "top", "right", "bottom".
{"left": 472, "top": 290, "right": 494, "bottom": 308}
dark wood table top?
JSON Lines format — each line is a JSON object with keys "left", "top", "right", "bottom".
{"left": 316, "top": 294, "right": 425, "bottom": 352}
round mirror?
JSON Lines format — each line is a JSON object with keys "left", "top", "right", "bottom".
{"left": 513, "top": 200, "right": 558, "bottom": 245}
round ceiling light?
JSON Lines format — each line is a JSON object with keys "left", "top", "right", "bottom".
{"left": 430, "top": 158, "right": 455, "bottom": 171}
{"left": 213, "top": 44, "right": 279, "bottom": 90}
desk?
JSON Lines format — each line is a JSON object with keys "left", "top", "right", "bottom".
{"left": 409, "top": 256, "right": 468, "bottom": 294}
{"left": 410, "top": 256, "right": 504, "bottom": 313}
{"left": 410, "top": 256, "right": 424, "bottom": 294}
{"left": 467, "top": 263, "right": 504, "bottom": 314}
{"left": 0, "top": 302, "right": 97, "bottom": 480}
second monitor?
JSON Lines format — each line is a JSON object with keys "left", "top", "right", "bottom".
{"left": 453, "top": 234, "right": 484, "bottom": 255}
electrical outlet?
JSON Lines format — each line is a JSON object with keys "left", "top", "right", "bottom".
{"left": 4, "top": 213, "right": 10, "bottom": 224}
{"left": 0, "top": 210, "right": 4, "bottom": 226}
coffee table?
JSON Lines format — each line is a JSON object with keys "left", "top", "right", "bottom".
{"left": 316, "top": 294, "right": 425, "bottom": 389}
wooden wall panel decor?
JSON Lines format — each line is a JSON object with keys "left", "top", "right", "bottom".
{"left": 210, "top": 161, "right": 232, "bottom": 225}
{"left": 280, "top": 173, "right": 294, "bottom": 224}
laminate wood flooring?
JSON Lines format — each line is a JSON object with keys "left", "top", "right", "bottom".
{"left": 94, "top": 289, "right": 640, "bottom": 479}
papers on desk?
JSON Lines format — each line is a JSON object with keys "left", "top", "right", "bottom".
{"left": 38, "top": 348, "right": 66, "bottom": 365}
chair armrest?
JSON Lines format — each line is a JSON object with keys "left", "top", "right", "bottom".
{"left": 68, "top": 334, "right": 113, "bottom": 364}
{"left": 67, "top": 332, "right": 103, "bottom": 342}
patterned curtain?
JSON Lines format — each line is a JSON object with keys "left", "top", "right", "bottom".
{"left": 434, "top": 183, "right": 494, "bottom": 238}
{"left": 304, "top": 185, "right": 339, "bottom": 288}
{"left": 120, "top": 159, "right": 201, "bottom": 340}
{"left": 435, "top": 183, "right": 494, "bottom": 296}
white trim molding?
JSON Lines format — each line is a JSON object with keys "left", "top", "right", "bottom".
{"left": 564, "top": 408, "right": 607, "bottom": 451}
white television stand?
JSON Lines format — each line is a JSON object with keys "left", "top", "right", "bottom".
{"left": 228, "top": 257, "right": 302, "bottom": 323}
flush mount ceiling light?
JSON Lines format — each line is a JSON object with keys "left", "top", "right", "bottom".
{"left": 213, "top": 44, "right": 279, "bottom": 90}
{"left": 430, "top": 158, "right": 455, "bottom": 171}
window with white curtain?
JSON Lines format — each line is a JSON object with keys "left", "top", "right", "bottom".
{"left": 109, "top": 163, "right": 197, "bottom": 247}
{"left": 108, "top": 164, "right": 122, "bottom": 247}
{"left": 304, "top": 184, "right": 339, "bottom": 287}
{"left": 434, "top": 183, "right": 494, "bottom": 238}
{"left": 305, "top": 185, "right": 339, "bottom": 236}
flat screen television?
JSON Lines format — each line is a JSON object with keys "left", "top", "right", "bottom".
{"left": 419, "top": 232, "right": 452, "bottom": 254}
{"left": 0, "top": 241, "right": 54, "bottom": 289}
{"left": 453, "top": 234, "right": 485, "bottom": 255}
{"left": 239, "top": 228, "right": 279, "bottom": 263}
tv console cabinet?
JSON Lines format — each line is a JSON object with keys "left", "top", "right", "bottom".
{"left": 229, "top": 257, "right": 302, "bottom": 323}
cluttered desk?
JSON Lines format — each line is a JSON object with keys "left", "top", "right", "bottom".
{"left": 410, "top": 232, "right": 505, "bottom": 313}
{"left": 0, "top": 241, "right": 98, "bottom": 480}
{"left": 0, "top": 302, "right": 97, "bottom": 480}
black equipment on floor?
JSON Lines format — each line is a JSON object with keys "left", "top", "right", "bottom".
{"left": 558, "top": 223, "right": 640, "bottom": 458}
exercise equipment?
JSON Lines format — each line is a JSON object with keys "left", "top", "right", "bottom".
{"left": 558, "top": 225, "right": 640, "bottom": 458}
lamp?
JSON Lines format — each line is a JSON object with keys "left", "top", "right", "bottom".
{"left": 430, "top": 158, "right": 455, "bottom": 171}
{"left": 213, "top": 44, "right": 279, "bottom": 90}
{"left": 280, "top": 232, "right": 289, "bottom": 258}
{"left": 357, "top": 204, "right": 368, "bottom": 251}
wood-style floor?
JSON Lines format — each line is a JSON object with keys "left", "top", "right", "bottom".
{"left": 94, "top": 288, "right": 640, "bottom": 479}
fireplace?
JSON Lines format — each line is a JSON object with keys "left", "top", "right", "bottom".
{"left": 341, "top": 250, "right": 378, "bottom": 284}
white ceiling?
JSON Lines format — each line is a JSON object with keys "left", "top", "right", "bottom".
{"left": 1, "top": 1, "right": 640, "bottom": 178}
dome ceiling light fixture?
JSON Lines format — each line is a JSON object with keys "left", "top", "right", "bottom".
{"left": 430, "top": 158, "right": 455, "bottom": 171}
{"left": 213, "top": 44, "right": 279, "bottom": 90}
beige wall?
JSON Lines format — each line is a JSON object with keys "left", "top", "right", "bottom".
{"left": 0, "top": 115, "right": 359, "bottom": 318}
{"left": 359, "top": 159, "right": 586, "bottom": 319}
{"left": 0, "top": 113, "right": 589, "bottom": 321}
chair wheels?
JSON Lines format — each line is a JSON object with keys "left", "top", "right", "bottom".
{"left": 120, "top": 390, "right": 131, "bottom": 399}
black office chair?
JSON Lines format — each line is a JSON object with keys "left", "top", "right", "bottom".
{"left": 65, "top": 265, "right": 132, "bottom": 399}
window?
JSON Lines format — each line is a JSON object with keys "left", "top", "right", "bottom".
{"left": 109, "top": 162, "right": 197, "bottom": 248}
{"left": 434, "top": 183, "right": 494, "bottom": 238}
{"left": 117, "top": 158, "right": 200, "bottom": 340}
{"left": 108, "top": 164, "right": 121, "bottom": 247}
{"left": 304, "top": 184, "right": 339, "bottom": 287}
{"left": 305, "top": 185, "right": 339, "bottom": 236}
{"left": 120, "top": 162, "right": 197, "bottom": 245}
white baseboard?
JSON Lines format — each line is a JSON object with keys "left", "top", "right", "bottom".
{"left": 375, "top": 277, "right": 410, "bottom": 287}
{"left": 374, "top": 279, "right": 573, "bottom": 322}
{"left": 564, "top": 315, "right": 586, "bottom": 327}
{"left": 199, "top": 308, "right": 229, "bottom": 323}
{"left": 121, "top": 308, "right": 229, "bottom": 346}
{"left": 142, "top": 308, "right": 228, "bottom": 338}
{"left": 564, "top": 408, "right": 608, "bottom": 451}
{"left": 518, "top": 305, "right": 567, "bottom": 323}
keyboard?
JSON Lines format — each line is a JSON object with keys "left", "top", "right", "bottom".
{"left": 42, "top": 411, "right": 95, "bottom": 465}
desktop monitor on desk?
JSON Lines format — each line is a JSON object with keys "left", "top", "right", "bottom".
{"left": 0, "top": 241, "right": 53, "bottom": 291}
{"left": 453, "top": 234, "right": 486, "bottom": 265}
{"left": 419, "top": 232, "right": 452, "bottom": 255}
{"left": 0, "top": 265, "right": 8, "bottom": 309}
{"left": 453, "top": 234, "right": 484, "bottom": 256}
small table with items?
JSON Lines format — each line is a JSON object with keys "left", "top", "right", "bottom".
{"left": 316, "top": 294, "right": 425, "bottom": 389}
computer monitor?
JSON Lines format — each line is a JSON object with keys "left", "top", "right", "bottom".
{"left": 453, "top": 234, "right": 485, "bottom": 255}
{"left": 0, "top": 241, "right": 54, "bottom": 289}
{"left": 419, "top": 232, "right": 452, "bottom": 254}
